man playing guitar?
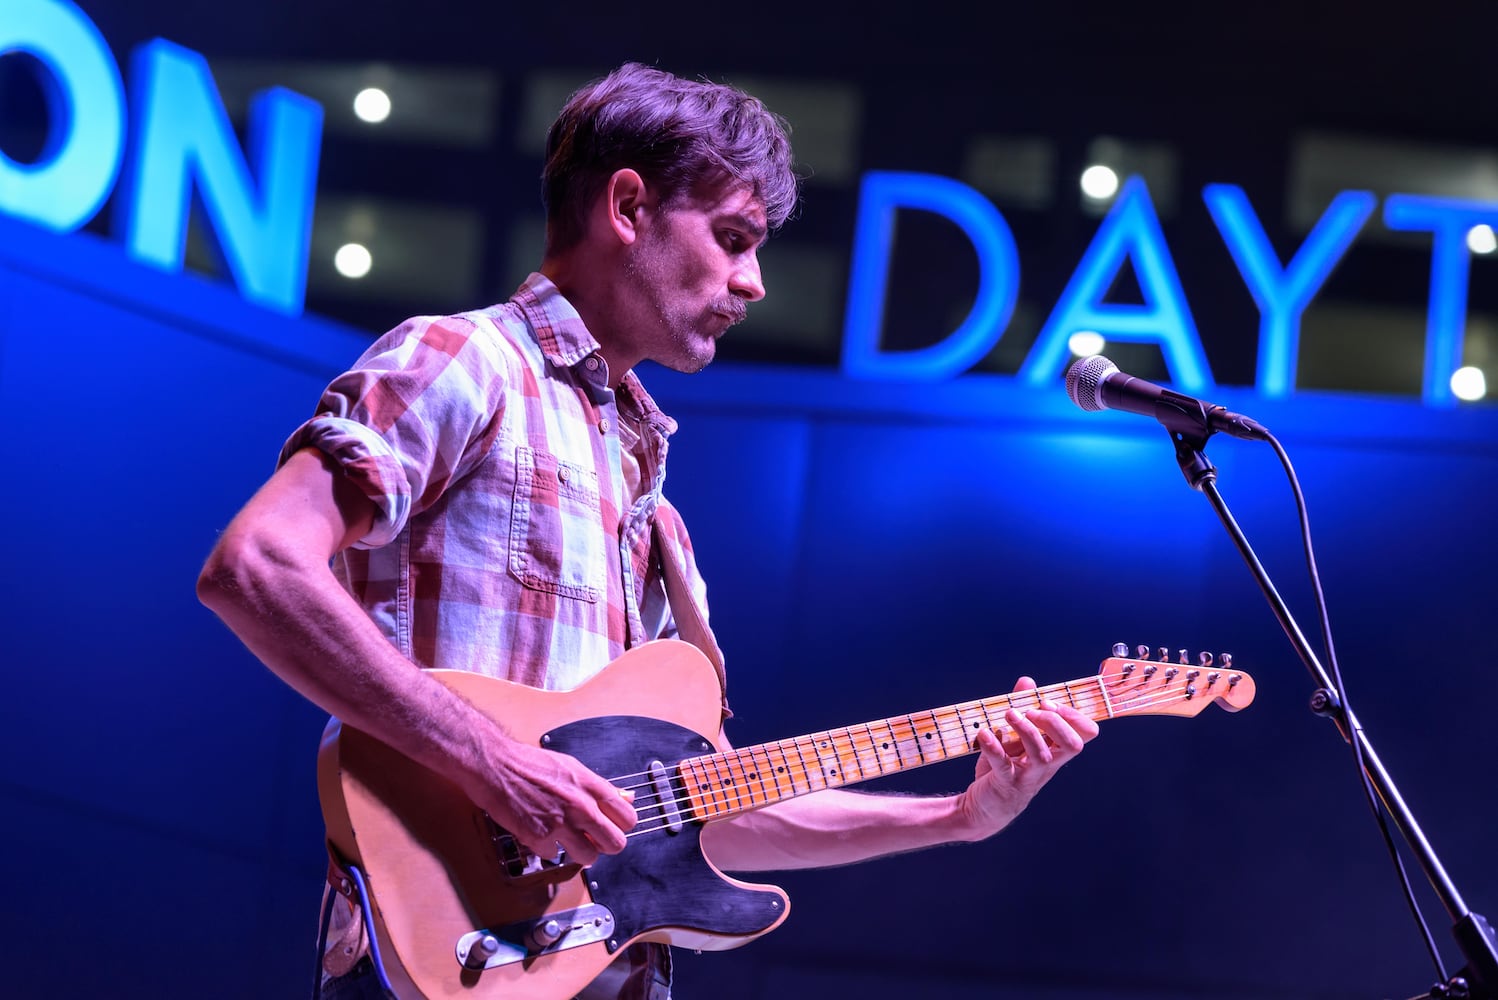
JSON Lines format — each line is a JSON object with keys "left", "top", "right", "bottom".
{"left": 197, "top": 62, "right": 1100, "bottom": 1000}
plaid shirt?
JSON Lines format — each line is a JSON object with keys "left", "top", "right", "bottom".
{"left": 284, "top": 273, "right": 722, "bottom": 999}
{"left": 281, "top": 272, "right": 723, "bottom": 694}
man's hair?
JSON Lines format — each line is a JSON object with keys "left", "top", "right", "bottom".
{"left": 542, "top": 63, "right": 799, "bottom": 254}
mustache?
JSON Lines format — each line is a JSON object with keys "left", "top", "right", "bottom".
{"left": 712, "top": 299, "right": 748, "bottom": 325}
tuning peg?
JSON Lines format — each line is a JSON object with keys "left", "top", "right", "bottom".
{"left": 1136, "top": 644, "right": 1151, "bottom": 660}
{"left": 1157, "top": 646, "right": 1169, "bottom": 662}
{"left": 1198, "top": 651, "right": 1214, "bottom": 667}
{"left": 1220, "top": 653, "right": 1233, "bottom": 668}
{"left": 1112, "top": 642, "right": 1129, "bottom": 657}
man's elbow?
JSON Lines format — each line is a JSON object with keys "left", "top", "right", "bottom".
{"left": 195, "top": 526, "right": 275, "bottom": 620}
{"left": 196, "top": 531, "right": 244, "bottom": 616}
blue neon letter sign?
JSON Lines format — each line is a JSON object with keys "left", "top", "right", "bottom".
{"left": 0, "top": 0, "right": 323, "bottom": 315}
{"left": 117, "top": 40, "right": 323, "bottom": 314}
{"left": 841, "top": 172, "right": 1020, "bottom": 380}
{"left": 1205, "top": 184, "right": 1375, "bottom": 398}
{"left": 1019, "top": 177, "right": 1214, "bottom": 393}
{"left": 1383, "top": 194, "right": 1498, "bottom": 406}
{"left": 0, "top": 0, "right": 125, "bottom": 230}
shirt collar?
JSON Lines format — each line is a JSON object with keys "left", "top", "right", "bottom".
{"left": 513, "top": 272, "right": 599, "bottom": 369}
{"left": 512, "top": 272, "right": 678, "bottom": 438}
{"left": 618, "top": 369, "right": 678, "bottom": 438}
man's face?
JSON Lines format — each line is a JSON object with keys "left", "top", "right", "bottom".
{"left": 622, "top": 180, "right": 767, "bottom": 374}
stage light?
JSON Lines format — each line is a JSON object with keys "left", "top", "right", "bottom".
{"left": 334, "top": 242, "right": 373, "bottom": 279}
{"left": 1467, "top": 224, "right": 1497, "bottom": 255}
{"left": 1080, "top": 164, "right": 1119, "bottom": 200}
{"left": 1068, "top": 330, "right": 1105, "bottom": 356}
{"left": 1451, "top": 365, "right": 1486, "bottom": 401}
{"left": 353, "top": 87, "right": 391, "bottom": 124}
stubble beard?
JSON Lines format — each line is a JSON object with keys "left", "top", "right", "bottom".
{"left": 624, "top": 238, "right": 719, "bottom": 375}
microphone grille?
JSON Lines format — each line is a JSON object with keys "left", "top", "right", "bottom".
{"left": 1064, "top": 354, "right": 1118, "bottom": 412}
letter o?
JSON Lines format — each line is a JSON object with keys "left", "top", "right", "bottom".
{"left": 0, "top": 0, "right": 125, "bottom": 231}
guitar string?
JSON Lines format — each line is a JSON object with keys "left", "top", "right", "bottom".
{"left": 483, "top": 681, "right": 1245, "bottom": 861}
{"left": 597, "top": 682, "right": 1114, "bottom": 792}
{"left": 482, "top": 682, "right": 1229, "bottom": 859}
{"left": 596, "top": 676, "right": 1161, "bottom": 792}
{"left": 608, "top": 684, "right": 1215, "bottom": 820}
{"left": 603, "top": 680, "right": 1225, "bottom": 795}
{"left": 617, "top": 693, "right": 1103, "bottom": 834}
{"left": 599, "top": 684, "right": 1236, "bottom": 840}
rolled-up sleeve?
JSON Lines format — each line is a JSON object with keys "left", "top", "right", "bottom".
{"left": 278, "top": 314, "right": 509, "bottom": 549}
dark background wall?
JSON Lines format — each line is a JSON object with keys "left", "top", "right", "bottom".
{"left": 3, "top": 213, "right": 1496, "bottom": 999}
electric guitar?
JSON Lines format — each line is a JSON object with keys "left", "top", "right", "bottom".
{"left": 318, "top": 639, "right": 1255, "bottom": 999}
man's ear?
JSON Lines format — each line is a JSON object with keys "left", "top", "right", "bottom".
{"left": 605, "top": 168, "right": 651, "bottom": 246}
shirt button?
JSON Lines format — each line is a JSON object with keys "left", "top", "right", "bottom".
{"left": 598, "top": 418, "right": 611, "bottom": 433}
{"left": 585, "top": 356, "right": 600, "bottom": 371}
{"left": 557, "top": 467, "right": 570, "bottom": 483}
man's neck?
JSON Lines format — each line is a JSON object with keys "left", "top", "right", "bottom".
{"left": 539, "top": 255, "right": 637, "bottom": 389}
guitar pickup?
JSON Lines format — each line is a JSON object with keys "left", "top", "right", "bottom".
{"left": 649, "top": 760, "right": 683, "bottom": 834}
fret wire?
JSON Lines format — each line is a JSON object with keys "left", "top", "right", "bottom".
{"left": 863, "top": 720, "right": 889, "bottom": 776}
{"left": 726, "top": 748, "right": 756, "bottom": 808}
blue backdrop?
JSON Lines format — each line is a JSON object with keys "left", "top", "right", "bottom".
{"left": 3, "top": 213, "right": 1496, "bottom": 998}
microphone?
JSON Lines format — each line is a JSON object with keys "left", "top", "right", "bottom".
{"left": 1065, "top": 355, "right": 1269, "bottom": 442}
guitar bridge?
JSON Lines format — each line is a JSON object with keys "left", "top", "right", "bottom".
{"left": 456, "top": 904, "right": 616, "bottom": 970}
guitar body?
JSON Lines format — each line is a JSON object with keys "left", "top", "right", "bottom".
{"left": 317, "top": 640, "right": 789, "bottom": 1000}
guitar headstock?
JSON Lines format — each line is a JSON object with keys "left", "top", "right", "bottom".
{"left": 1097, "top": 644, "right": 1256, "bottom": 718}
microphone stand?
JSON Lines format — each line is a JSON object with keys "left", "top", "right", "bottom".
{"left": 1165, "top": 417, "right": 1497, "bottom": 1000}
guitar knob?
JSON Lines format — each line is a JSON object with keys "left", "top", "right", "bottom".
{"left": 462, "top": 934, "right": 501, "bottom": 970}
{"left": 529, "top": 918, "right": 566, "bottom": 951}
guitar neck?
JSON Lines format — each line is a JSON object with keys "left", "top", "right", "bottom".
{"left": 676, "top": 676, "right": 1113, "bottom": 822}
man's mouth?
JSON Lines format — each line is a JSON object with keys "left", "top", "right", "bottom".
{"left": 713, "top": 303, "right": 747, "bottom": 327}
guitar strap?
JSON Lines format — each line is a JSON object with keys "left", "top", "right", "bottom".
{"left": 320, "top": 855, "right": 367, "bottom": 978}
{"left": 652, "top": 518, "right": 731, "bottom": 721}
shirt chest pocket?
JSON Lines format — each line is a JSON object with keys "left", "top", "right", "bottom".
{"left": 509, "top": 446, "right": 606, "bottom": 602}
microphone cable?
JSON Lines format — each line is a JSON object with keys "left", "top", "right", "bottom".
{"left": 1265, "top": 428, "right": 1448, "bottom": 987}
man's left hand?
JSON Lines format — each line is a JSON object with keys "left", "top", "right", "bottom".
{"left": 958, "top": 675, "right": 1100, "bottom": 839}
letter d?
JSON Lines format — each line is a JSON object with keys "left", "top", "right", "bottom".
{"left": 841, "top": 172, "right": 1019, "bottom": 380}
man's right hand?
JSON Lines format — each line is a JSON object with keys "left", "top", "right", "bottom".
{"left": 465, "top": 734, "right": 638, "bottom": 867}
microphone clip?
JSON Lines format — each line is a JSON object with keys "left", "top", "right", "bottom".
{"left": 1149, "top": 387, "right": 1223, "bottom": 490}
{"left": 1169, "top": 424, "right": 1219, "bottom": 491}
